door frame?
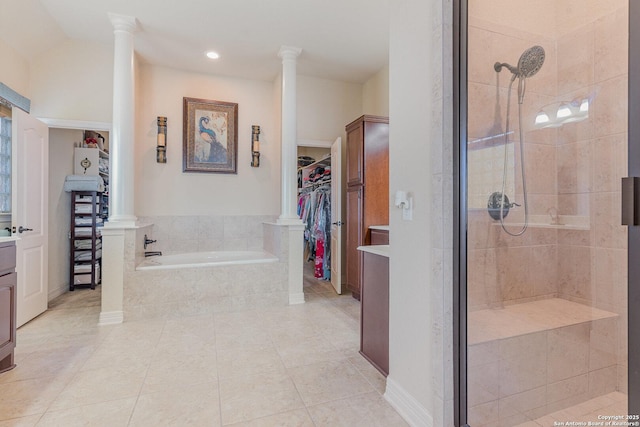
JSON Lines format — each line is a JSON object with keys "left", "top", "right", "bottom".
{"left": 452, "top": 0, "right": 468, "bottom": 425}
{"left": 296, "top": 138, "right": 344, "bottom": 291}
{"left": 38, "top": 118, "right": 111, "bottom": 305}
{"left": 453, "top": 0, "right": 638, "bottom": 424}
{"left": 627, "top": 1, "right": 639, "bottom": 415}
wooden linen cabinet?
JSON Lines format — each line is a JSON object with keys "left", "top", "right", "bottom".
{"left": 345, "top": 115, "right": 389, "bottom": 300}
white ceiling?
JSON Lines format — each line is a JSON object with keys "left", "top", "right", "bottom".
{"left": 0, "top": 0, "right": 390, "bottom": 83}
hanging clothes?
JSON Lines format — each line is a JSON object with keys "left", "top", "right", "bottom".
{"left": 298, "top": 184, "right": 331, "bottom": 280}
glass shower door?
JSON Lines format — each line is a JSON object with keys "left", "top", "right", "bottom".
{"left": 464, "top": 1, "right": 630, "bottom": 425}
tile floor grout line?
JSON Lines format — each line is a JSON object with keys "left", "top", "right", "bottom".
{"left": 211, "top": 308, "right": 226, "bottom": 427}
{"left": 9, "top": 268, "right": 414, "bottom": 426}
{"left": 125, "top": 316, "right": 168, "bottom": 426}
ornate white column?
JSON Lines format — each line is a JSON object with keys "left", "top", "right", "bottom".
{"left": 276, "top": 46, "right": 305, "bottom": 304}
{"left": 100, "top": 13, "right": 137, "bottom": 325}
{"left": 108, "top": 13, "right": 137, "bottom": 227}
{"left": 277, "top": 46, "right": 302, "bottom": 224}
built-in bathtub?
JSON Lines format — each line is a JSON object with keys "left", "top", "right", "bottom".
{"left": 137, "top": 250, "right": 278, "bottom": 271}
{"left": 124, "top": 249, "right": 288, "bottom": 321}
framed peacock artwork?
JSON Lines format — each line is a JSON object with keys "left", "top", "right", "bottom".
{"left": 183, "top": 97, "right": 238, "bottom": 173}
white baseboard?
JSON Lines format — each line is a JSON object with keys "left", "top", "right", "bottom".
{"left": 384, "top": 377, "right": 433, "bottom": 427}
{"left": 99, "top": 310, "right": 123, "bottom": 325}
{"left": 48, "top": 283, "right": 67, "bottom": 302}
{"left": 289, "top": 292, "right": 305, "bottom": 305}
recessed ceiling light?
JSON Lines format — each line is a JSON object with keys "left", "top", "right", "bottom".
{"left": 206, "top": 51, "right": 220, "bottom": 59}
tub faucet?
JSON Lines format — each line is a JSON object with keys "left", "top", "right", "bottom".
{"left": 144, "top": 234, "right": 156, "bottom": 250}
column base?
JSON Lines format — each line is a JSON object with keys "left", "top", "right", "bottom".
{"left": 106, "top": 215, "right": 138, "bottom": 228}
{"left": 99, "top": 310, "right": 124, "bottom": 325}
{"left": 289, "top": 292, "right": 305, "bottom": 305}
{"left": 277, "top": 216, "right": 303, "bottom": 226}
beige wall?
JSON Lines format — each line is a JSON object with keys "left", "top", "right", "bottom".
{"left": 29, "top": 40, "right": 113, "bottom": 122}
{"left": 298, "top": 75, "right": 362, "bottom": 143}
{"left": 0, "top": 39, "right": 30, "bottom": 99}
{"left": 134, "top": 64, "right": 364, "bottom": 217}
{"left": 362, "top": 65, "right": 389, "bottom": 117}
{"left": 387, "top": 0, "right": 456, "bottom": 425}
{"left": 388, "top": 0, "right": 441, "bottom": 424}
{"left": 134, "top": 64, "right": 280, "bottom": 216}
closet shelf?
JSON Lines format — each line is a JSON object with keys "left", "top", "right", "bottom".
{"left": 298, "top": 154, "right": 332, "bottom": 190}
{"left": 297, "top": 155, "right": 331, "bottom": 172}
{"left": 69, "top": 191, "right": 104, "bottom": 291}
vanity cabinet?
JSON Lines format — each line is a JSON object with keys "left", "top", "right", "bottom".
{"left": 0, "top": 241, "right": 16, "bottom": 373}
{"left": 370, "top": 227, "right": 389, "bottom": 245}
{"left": 359, "top": 246, "right": 389, "bottom": 376}
{"left": 345, "top": 115, "right": 389, "bottom": 300}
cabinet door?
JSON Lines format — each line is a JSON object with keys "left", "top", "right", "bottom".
{"left": 346, "top": 186, "right": 363, "bottom": 299}
{"left": 360, "top": 252, "right": 389, "bottom": 376}
{"left": 362, "top": 121, "right": 390, "bottom": 228}
{"left": 346, "top": 123, "right": 364, "bottom": 186}
{"left": 0, "top": 273, "right": 16, "bottom": 358}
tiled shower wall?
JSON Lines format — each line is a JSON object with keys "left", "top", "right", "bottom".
{"left": 137, "top": 215, "right": 278, "bottom": 254}
{"left": 555, "top": 3, "right": 628, "bottom": 393}
{"left": 467, "top": 0, "right": 628, "bottom": 394}
{"left": 467, "top": 13, "right": 559, "bottom": 310}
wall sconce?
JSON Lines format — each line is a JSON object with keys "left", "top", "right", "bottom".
{"left": 157, "top": 116, "right": 167, "bottom": 163}
{"left": 251, "top": 125, "right": 261, "bottom": 167}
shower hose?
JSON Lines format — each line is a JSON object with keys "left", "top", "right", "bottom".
{"left": 499, "top": 76, "right": 529, "bottom": 236}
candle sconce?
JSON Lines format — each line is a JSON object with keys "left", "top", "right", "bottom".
{"left": 157, "top": 116, "right": 167, "bottom": 163}
{"left": 251, "top": 125, "right": 261, "bottom": 167}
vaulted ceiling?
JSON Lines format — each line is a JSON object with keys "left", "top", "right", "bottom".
{"left": 0, "top": 0, "right": 390, "bottom": 83}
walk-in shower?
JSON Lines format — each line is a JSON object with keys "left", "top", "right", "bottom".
{"left": 490, "top": 45, "right": 545, "bottom": 236}
{"left": 463, "top": 1, "right": 630, "bottom": 425}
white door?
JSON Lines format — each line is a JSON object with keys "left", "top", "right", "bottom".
{"left": 12, "top": 109, "right": 48, "bottom": 327}
{"left": 330, "top": 137, "right": 342, "bottom": 294}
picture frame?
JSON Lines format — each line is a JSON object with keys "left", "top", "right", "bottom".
{"left": 183, "top": 97, "right": 238, "bottom": 173}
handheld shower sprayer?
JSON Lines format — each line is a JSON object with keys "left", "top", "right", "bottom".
{"left": 491, "top": 45, "right": 546, "bottom": 236}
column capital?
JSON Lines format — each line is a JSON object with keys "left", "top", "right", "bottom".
{"left": 278, "top": 46, "right": 302, "bottom": 61}
{"left": 108, "top": 13, "right": 137, "bottom": 33}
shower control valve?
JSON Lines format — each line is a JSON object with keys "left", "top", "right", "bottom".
{"left": 487, "top": 192, "right": 520, "bottom": 220}
{"left": 144, "top": 234, "right": 157, "bottom": 250}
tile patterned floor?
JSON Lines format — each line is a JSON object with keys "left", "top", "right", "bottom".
{"left": 3, "top": 265, "right": 628, "bottom": 426}
{"left": 0, "top": 263, "right": 409, "bottom": 426}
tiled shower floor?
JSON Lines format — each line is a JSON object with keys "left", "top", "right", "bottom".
{"left": 515, "top": 391, "right": 628, "bottom": 427}
{"left": 0, "top": 263, "right": 408, "bottom": 426}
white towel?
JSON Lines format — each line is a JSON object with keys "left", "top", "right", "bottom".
{"left": 74, "top": 249, "right": 102, "bottom": 261}
{"left": 64, "top": 175, "right": 105, "bottom": 192}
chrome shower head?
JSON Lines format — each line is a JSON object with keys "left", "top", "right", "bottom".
{"left": 494, "top": 45, "right": 545, "bottom": 78}
{"left": 517, "top": 45, "right": 545, "bottom": 78}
